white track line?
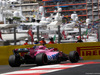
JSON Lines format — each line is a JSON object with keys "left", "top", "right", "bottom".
{"left": 30, "top": 64, "right": 83, "bottom": 69}
{"left": 0, "top": 64, "right": 83, "bottom": 75}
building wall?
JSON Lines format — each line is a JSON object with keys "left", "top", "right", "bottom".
{"left": 14, "top": 0, "right": 39, "bottom": 22}
{"left": 87, "top": 0, "right": 100, "bottom": 21}
{"left": 43, "top": 0, "right": 87, "bottom": 21}
{"left": 43, "top": 0, "right": 100, "bottom": 21}
{"left": 22, "top": 0, "right": 37, "bottom": 3}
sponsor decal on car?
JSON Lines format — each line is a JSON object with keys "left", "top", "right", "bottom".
{"left": 47, "top": 53, "right": 59, "bottom": 60}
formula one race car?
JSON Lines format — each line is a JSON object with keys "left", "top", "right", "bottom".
{"left": 9, "top": 45, "right": 80, "bottom": 67}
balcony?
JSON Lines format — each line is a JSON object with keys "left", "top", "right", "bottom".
{"left": 44, "top": 1, "right": 86, "bottom": 6}
{"left": 87, "top": 13, "right": 92, "bottom": 15}
{"left": 24, "top": 15, "right": 33, "bottom": 17}
{"left": 64, "top": 15, "right": 87, "bottom": 17}
{"left": 88, "top": 16, "right": 93, "bottom": 20}
{"left": 47, "top": 9, "right": 87, "bottom": 13}
{"left": 87, "top": 0, "right": 92, "bottom": 2}
{"left": 93, "top": 9, "right": 98, "bottom": 12}
{"left": 93, "top": 13, "right": 98, "bottom": 15}
{"left": 94, "top": 16, "right": 99, "bottom": 21}
{"left": 93, "top": 0, "right": 98, "bottom": 3}
{"left": 87, "top": 4, "right": 92, "bottom": 6}
{"left": 87, "top": 1, "right": 92, "bottom": 4}
{"left": 22, "top": 9, "right": 34, "bottom": 11}
{"left": 15, "top": 3, "right": 38, "bottom": 6}
{"left": 44, "top": 3, "right": 86, "bottom": 7}
{"left": 87, "top": 7, "right": 92, "bottom": 10}
{"left": 93, "top": 6, "right": 98, "bottom": 9}
{"left": 62, "top": 6, "right": 86, "bottom": 10}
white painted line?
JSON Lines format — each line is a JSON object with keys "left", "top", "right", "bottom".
{"left": 1, "top": 69, "right": 61, "bottom": 75}
{"left": 30, "top": 64, "right": 83, "bottom": 69}
{"left": 0, "top": 64, "right": 84, "bottom": 75}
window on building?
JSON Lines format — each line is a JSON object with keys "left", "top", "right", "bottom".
{"left": 30, "top": 6, "right": 33, "bottom": 9}
{"left": 25, "top": 6, "right": 27, "bottom": 9}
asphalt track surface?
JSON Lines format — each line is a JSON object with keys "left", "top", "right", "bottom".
{"left": 0, "top": 60, "right": 100, "bottom": 75}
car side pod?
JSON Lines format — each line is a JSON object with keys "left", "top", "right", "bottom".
{"left": 69, "top": 51, "right": 80, "bottom": 63}
{"left": 35, "top": 53, "right": 48, "bottom": 65}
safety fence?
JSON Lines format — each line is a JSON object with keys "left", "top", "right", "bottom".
{"left": 0, "top": 42, "right": 100, "bottom": 65}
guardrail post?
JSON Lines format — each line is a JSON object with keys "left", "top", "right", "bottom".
{"left": 79, "top": 23, "right": 81, "bottom": 39}
{"left": 37, "top": 26, "right": 39, "bottom": 41}
{"left": 14, "top": 27, "right": 16, "bottom": 45}
{"left": 98, "top": 25, "right": 100, "bottom": 42}
{"left": 58, "top": 25, "right": 61, "bottom": 43}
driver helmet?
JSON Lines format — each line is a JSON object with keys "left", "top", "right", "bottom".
{"left": 41, "top": 37, "right": 44, "bottom": 40}
{"left": 34, "top": 38, "right": 38, "bottom": 42}
{"left": 38, "top": 45, "right": 45, "bottom": 49}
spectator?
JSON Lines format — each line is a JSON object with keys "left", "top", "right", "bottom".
{"left": 34, "top": 38, "right": 39, "bottom": 44}
{"left": 23, "top": 38, "right": 28, "bottom": 45}
{"left": 48, "top": 37, "right": 55, "bottom": 44}
{"left": 39, "top": 37, "right": 46, "bottom": 45}
{"left": 76, "top": 36, "right": 83, "bottom": 43}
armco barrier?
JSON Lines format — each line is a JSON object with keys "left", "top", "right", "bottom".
{"left": 46, "top": 42, "right": 100, "bottom": 60}
{"left": 0, "top": 45, "right": 34, "bottom": 65}
{"left": 0, "top": 42, "right": 100, "bottom": 65}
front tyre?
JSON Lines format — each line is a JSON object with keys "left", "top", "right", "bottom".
{"left": 9, "top": 55, "right": 21, "bottom": 67}
{"left": 36, "top": 53, "right": 48, "bottom": 65}
{"left": 69, "top": 51, "right": 79, "bottom": 63}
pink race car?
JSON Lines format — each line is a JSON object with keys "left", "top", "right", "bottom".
{"left": 9, "top": 45, "right": 79, "bottom": 67}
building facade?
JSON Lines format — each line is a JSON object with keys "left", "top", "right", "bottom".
{"left": 43, "top": 0, "right": 100, "bottom": 21}
{"left": 14, "top": 0, "right": 39, "bottom": 21}
{"left": 87, "top": 0, "right": 100, "bottom": 21}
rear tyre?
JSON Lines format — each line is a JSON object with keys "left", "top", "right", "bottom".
{"left": 36, "top": 53, "right": 48, "bottom": 65}
{"left": 69, "top": 51, "right": 79, "bottom": 63}
{"left": 9, "top": 55, "right": 21, "bottom": 67}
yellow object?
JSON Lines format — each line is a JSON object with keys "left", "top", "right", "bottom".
{"left": 66, "top": 15, "right": 68, "bottom": 18}
{"left": 0, "top": 45, "right": 33, "bottom": 65}
{"left": 0, "top": 42, "right": 100, "bottom": 65}
{"left": 33, "top": 15, "right": 35, "bottom": 18}
{"left": 70, "top": 19, "right": 72, "bottom": 20}
{"left": 46, "top": 42, "right": 100, "bottom": 60}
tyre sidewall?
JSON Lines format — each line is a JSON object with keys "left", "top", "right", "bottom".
{"left": 9, "top": 55, "right": 21, "bottom": 67}
{"left": 69, "top": 51, "right": 79, "bottom": 63}
{"left": 36, "top": 53, "right": 48, "bottom": 65}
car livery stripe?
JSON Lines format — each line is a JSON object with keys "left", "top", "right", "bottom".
{"left": 1, "top": 62, "right": 100, "bottom": 75}
{"left": 47, "top": 53, "right": 59, "bottom": 60}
